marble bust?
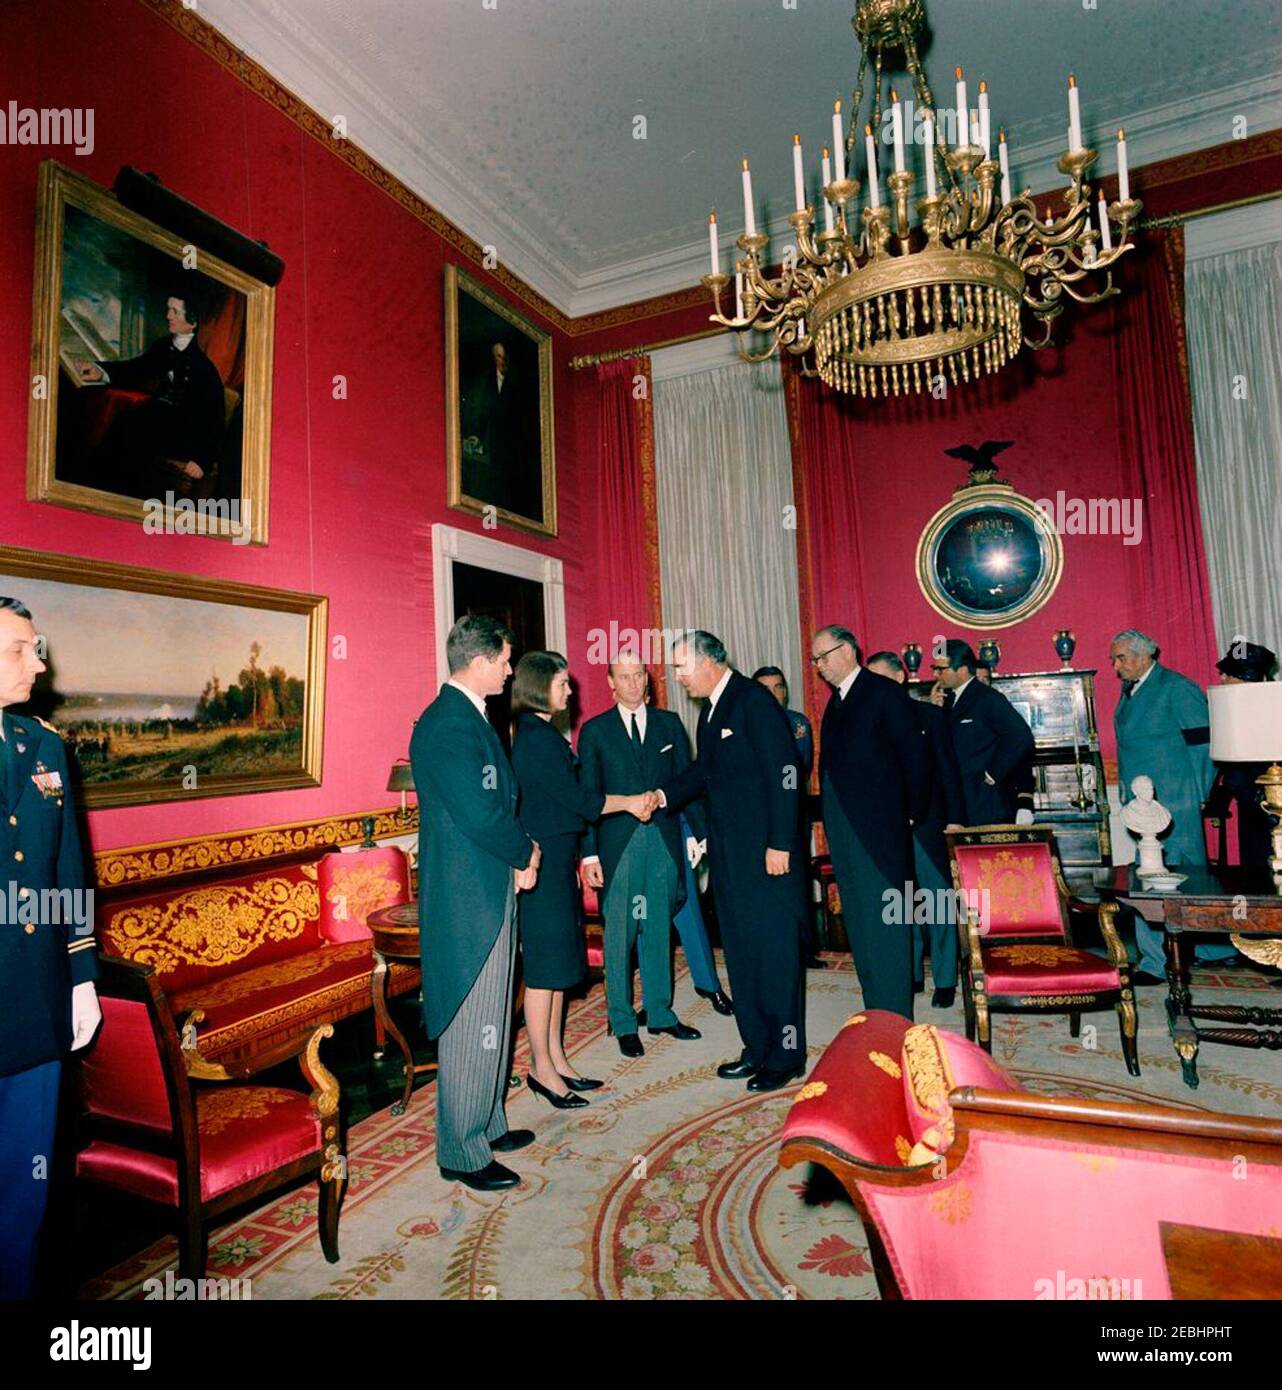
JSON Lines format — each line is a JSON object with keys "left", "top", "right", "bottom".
{"left": 1122, "top": 776, "right": 1174, "bottom": 877}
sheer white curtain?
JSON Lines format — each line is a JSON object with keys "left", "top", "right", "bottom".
{"left": 1186, "top": 212, "right": 1282, "bottom": 662}
{"left": 651, "top": 340, "right": 802, "bottom": 738}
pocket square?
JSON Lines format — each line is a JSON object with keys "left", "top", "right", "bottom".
{"left": 720, "top": 728, "right": 733, "bottom": 739}
{"left": 660, "top": 743, "right": 673, "bottom": 753}
{"left": 959, "top": 718, "right": 974, "bottom": 724}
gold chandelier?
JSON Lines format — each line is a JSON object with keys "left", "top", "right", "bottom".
{"left": 701, "top": 0, "right": 1143, "bottom": 397}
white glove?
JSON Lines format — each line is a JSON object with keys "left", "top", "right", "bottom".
{"left": 687, "top": 836, "right": 706, "bottom": 869}
{"left": 70, "top": 980, "right": 102, "bottom": 1052}
{"left": 1015, "top": 808, "right": 1035, "bottom": 826}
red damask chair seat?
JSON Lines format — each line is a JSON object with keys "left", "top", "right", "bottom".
{"left": 77, "top": 957, "right": 346, "bottom": 1279}
{"left": 946, "top": 827, "right": 1138, "bottom": 1075}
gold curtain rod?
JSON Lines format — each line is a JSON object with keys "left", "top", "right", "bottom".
{"left": 569, "top": 190, "right": 1280, "bottom": 369}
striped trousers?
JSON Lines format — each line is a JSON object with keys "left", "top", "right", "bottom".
{"left": 434, "top": 889, "right": 517, "bottom": 1172}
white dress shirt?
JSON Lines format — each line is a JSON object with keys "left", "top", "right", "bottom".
{"left": 617, "top": 702, "right": 646, "bottom": 741}
{"left": 837, "top": 665, "right": 860, "bottom": 700}
{"left": 1128, "top": 662, "right": 1156, "bottom": 696}
{"left": 707, "top": 667, "right": 733, "bottom": 715}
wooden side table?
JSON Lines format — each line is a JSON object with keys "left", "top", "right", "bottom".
{"left": 367, "top": 901, "right": 435, "bottom": 1115}
{"left": 1161, "top": 1221, "right": 1282, "bottom": 1299}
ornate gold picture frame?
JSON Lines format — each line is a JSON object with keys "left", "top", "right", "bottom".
{"left": 445, "top": 264, "right": 556, "bottom": 537}
{"left": 916, "top": 483, "right": 1064, "bottom": 629}
{"left": 26, "top": 161, "right": 274, "bottom": 544}
{"left": 0, "top": 545, "right": 326, "bottom": 809}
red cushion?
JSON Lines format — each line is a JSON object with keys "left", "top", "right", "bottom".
{"left": 80, "top": 996, "right": 173, "bottom": 1134}
{"left": 983, "top": 944, "right": 1122, "bottom": 995}
{"left": 951, "top": 842, "right": 1064, "bottom": 938}
{"left": 169, "top": 941, "right": 374, "bottom": 1059}
{"left": 100, "top": 862, "right": 323, "bottom": 993}
{"left": 317, "top": 846, "right": 410, "bottom": 943}
{"left": 77, "top": 1086, "right": 320, "bottom": 1204}
{"left": 780, "top": 1010, "right": 916, "bottom": 1168}
{"left": 901, "top": 1024, "right": 1019, "bottom": 1159}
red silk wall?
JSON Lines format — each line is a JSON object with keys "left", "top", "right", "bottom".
{"left": 0, "top": 0, "right": 590, "bottom": 851}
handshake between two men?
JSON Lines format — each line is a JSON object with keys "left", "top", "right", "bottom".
{"left": 580, "top": 788, "right": 712, "bottom": 890}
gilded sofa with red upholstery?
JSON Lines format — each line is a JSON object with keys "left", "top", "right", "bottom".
{"left": 97, "top": 845, "right": 419, "bottom": 1074}
{"left": 780, "top": 1010, "right": 1282, "bottom": 1300}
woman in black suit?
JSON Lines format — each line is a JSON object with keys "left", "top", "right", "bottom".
{"left": 511, "top": 652, "right": 653, "bottom": 1107}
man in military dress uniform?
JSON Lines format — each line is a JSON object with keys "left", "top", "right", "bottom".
{"left": 0, "top": 597, "right": 100, "bottom": 1298}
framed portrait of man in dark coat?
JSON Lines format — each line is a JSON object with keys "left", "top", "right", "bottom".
{"left": 445, "top": 265, "right": 556, "bottom": 537}
{"left": 26, "top": 162, "right": 274, "bottom": 545}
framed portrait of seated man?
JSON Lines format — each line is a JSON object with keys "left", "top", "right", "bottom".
{"left": 445, "top": 264, "right": 556, "bottom": 538}
{"left": 25, "top": 161, "right": 273, "bottom": 545}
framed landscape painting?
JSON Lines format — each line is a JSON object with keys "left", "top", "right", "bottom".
{"left": 445, "top": 264, "right": 556, "bottom": 537}
{"left": 26, "top": 161, "right": 274, "bottom": 544}
{"left": 0, "top": 546, "right": 325, "bottom": 809}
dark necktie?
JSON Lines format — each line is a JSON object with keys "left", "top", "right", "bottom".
{"left": 630, "top": 711, "right": 642, "bottom": 748}
{"left": 1123, "top": 680, "right": 1136, "bottom": 698}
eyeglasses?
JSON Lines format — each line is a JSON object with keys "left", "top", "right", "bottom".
{"left": 929, "top": 663, "right": 950, "bottom": 674}
{"left": 810, "top": 642, "right": 846, "bottom": 667}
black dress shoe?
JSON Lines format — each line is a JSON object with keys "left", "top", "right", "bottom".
{"left": 561, "top": 1074, "right": 604, "bottom": 1091}
{"left": 931, "top": 987, "right": 956, "bottom": 1009}
{"left": 716, "top": 1055, "right": 758, "bottom": 1079}
{"left": 647, "top": 1022, "right": 702, "bottom": 1040}
{"left": 912, "top": 978, "right": 925, "bottom": 995}
{"left": 636, "top": 1010, "right": 647, "bottom": 1027}
{"left": 746, "top": 1066, "right": 805, "bottom": 1093}
{"left": 491, "top": 1129, "right": 535, "bottom": 1153}
{"left": 696, "top": 988, "right": 734, "bottom": 1015}
{"left": 1131, "top": 970, "right": 1166, "bottom": 986}
{"left": 526, "top": 1074, "right": 589, "bottom": 1108}
{"left": 617, "top": 1034, "right": 644, "bottom": 1058}
{"left": 439, "top": 1160, "right": 520, "bottom": 1191}
{"left": 805, "top": 956, "right": 828, "bottom": 970}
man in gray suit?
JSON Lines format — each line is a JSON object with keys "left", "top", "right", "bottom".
{"left": 411, "top": 615, "right": 541, "bottom": 1191}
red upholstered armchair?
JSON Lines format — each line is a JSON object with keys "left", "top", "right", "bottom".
{"left": 77, "top": 955, "right": 346, "bottom": 1279}
{"left": 780, "top": 1012, "right": 1282, "bottom": 1300}
{"left": 946, "top": 827, "right": 1138, "bottom": 1075}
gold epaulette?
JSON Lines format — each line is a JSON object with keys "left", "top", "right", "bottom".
{"left": 33, "top": 716, "right": 60, "bottom": 735}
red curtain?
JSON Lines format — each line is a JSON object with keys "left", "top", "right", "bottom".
{"left": 783, "top": 355, "right": 872, "bottom": 754}
{"left": 198, "top": 287, "right": 246, "bottom": 392}
{"left": 595, "top": 357, "right": 667, "bottom": 706}
{"left": 1110, "top": 227, "right": 1219, "bottom": 685}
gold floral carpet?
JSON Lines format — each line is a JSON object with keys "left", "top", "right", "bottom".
{"left": 82, "top": 957, "right": 1282, "bottom": 1300}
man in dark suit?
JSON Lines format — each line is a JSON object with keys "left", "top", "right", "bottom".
{"left": 654, "top": 631, "right": 807, "bottom": 1092}
{"left": 813, "top": 629, "right": 929, "bottom": 1020}
{"left": 579, "top": 655, "right": 707, "bottom": 1055}
{"left": 410, "top": 615, "right": 541, "bottom": 1192}
{"left": 76, "top": 291, "right": 226, "bottom": 496}
{"left": 461, "top": 341, "right": 537, "bottom": 518}
{"left": 753, "top": 664, "right": 823, "bottom": 970}
{"left": 932, "top": 639, "right": 1035, "bottom": 826}
{"left": 866, "top": 651, "right": 966, "bottom": 1009}
{"left": 0, "top": 597, "right": 100, "bottom": 1298}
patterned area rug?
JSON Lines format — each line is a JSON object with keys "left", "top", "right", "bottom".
{"left": 82, "top": 957, "right": 1282, "bottom": 1300}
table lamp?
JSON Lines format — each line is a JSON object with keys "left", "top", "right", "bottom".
{"left": 1209, "top": 684, "right": 1282, "bottom": 890}
{"left": 387, "top": 759, "right": 416, "bottom": 823}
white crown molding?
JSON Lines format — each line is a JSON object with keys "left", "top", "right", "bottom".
{"left": 1185, "top": 199, "right": 1282, "bottom": 262}
{"left": 195, "top": 0, "right": 1282, "bottom": 318}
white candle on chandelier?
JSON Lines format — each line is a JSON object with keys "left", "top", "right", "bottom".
{"left": 954, "top": 67, "right": 968, "bottom": 150}
{"left": 891, "top": 89, "right": 906, "bottom": 173}
{"left": 978, "top": 81, "right": 991, "bottom": 157}
{"left": 1097, "top": 192, "right": 1113, "bottom": 251}
{"left": 923, "top": 111, "right": 937, "bottom": 198}
{"left": 832, "top": 100, "right": 846, "bottom": 181}
{"left": 792, "top": 133, "right": 806, "bottom": 212}
{"left": 865, "top": 124, "right": 881, "bottom": 209}
{"left": 735, "top": 267, "right": 745, "bottom": 320}
{"left": 821, "top": 147, "right": 835, "bottom": 231}
{"left": 741, "top": 158, "right": 757, "bottom": 238}
{"left": 708, "top": 211, "right": 719, "bottom": 277}
{"left": 1116, "top": 128, "right": 1130, "bottom": 202}
{"left": 1068, "top": 73, "right": 1083, "bottom": 152}
{"left": 998, "top": 128, "right": 1011, "bottom": 204}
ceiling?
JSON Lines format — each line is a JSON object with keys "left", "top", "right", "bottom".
{"left": 199, "top": 0, "right": 1282, "bottom": 316}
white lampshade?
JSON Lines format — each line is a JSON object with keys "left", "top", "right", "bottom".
{"left": 1209, "top": 683, "right": 1282, "bottom": 762}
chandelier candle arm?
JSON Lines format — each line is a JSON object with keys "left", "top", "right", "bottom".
{"left": 832, "top": 100, "right": 846, "bottom": 181}
{"left": 1116, "top": 128, "right": 1130, "bottom": 202}
{"left": 1068, "top": 73, "right": 1083, "bottom": 153}
{"left": 865, "top": 124, "right": 882, "bottom": 209}
{"left": 821, "top": 147, "right": 835, "bottom": 231}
